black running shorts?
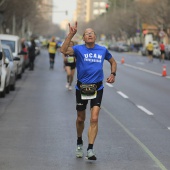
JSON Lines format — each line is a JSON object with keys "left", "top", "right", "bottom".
{"left": 65, "top": 62, "right": 76, "bottom": 70}
{"left": 76, "top": 89, "right": 103, "bottom": 111}
{"left": 148, "top": 50, "right": 153, "bottom": 55}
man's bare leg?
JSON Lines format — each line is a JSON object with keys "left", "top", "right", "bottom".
{"left": 76, "top": 110, "right": 86, "bottom": 137}
{"left": 88, "top": 106, "right": 100, "bottom": 144}
{"left": 76, "top": 110, "right": 86, "bottom": 158}
{"left": 86, "top": 106, "right": 100, "bottom": 160}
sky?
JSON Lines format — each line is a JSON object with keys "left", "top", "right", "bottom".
{"left": 52, "top": 0, "right": 76, "bottom": 25}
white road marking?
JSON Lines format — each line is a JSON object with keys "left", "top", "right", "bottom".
{"left": 168, "top": 127, "right": 170, "bottom": 130}
{"left": 105, "top": 82, "right": 114, "bottom": 87}
{"left": 136, "top": 62, "right": 145, "bottom": 65}
{"left": 116, "top": 60, "right": 170, "bottom": 79}
{"left": 137, "top": 105, "right": 154, "bottom": 115}
{"left": 117, "top": 91, "right": 129, "bottom": 98}
{"left": 124, "top": 63, "right": 162, "bottom": 76}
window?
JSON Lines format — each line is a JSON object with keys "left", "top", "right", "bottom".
{"left": 1, "top": 40, "right": 15, "bottom": 53}
{"left": 93, "top": 9, "right": 99, "bottom": 15}
{"left": 94, "top": 2, "right": 99, "bottom": 8}
{"left": 3, "top": 49, "right": 13, "bottom": 61}
{"left": 99, "top": 2, "right": 105, "bottom": 7}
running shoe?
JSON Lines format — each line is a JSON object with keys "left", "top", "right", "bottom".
{"left": 68, "top": 86, "right": 72, "bottom": 90}
{"left": 65, "top": 83, "right": 69, "bottom": 88}
{"left": 85, "top": 149, "right": 97, "bottom": 160}
{"left": 76, "top": 144, "right": 83, "bottom": 158}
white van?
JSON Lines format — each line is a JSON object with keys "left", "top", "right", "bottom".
{"left": 0, "top": 34, "right": 24, "bottom": 78}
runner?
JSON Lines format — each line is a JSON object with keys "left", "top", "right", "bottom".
{"left": 159, "top": 42, "right": 165, "bottom": 62}
{"left": 62, "top": 41, "right": 76, "bottom": 90}
{"left": 60, "top": 22, "right": 117, "bottom": 160}
{"left": 47, "top": 37, "right": 57, "bottom": 69}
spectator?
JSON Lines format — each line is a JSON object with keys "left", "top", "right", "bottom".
{"left": 28, "top": 39, "right": 36, "bottom": 70}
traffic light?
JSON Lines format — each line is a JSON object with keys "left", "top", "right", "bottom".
{"left": 106, "top": 3, "right": 109, "bottom": 12}
{"left": 65, "top": 10, "right": 68, "bottom": 15}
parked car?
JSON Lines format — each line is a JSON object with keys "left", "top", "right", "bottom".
{"left": 98, "top": 41, "right": 108, "bottom": 49}
{"left": 108, "top": 43, "right": 118, "bottom": 51}
{"left": 0, "top": 34, "right": 24, "bottom": 78}
{"left": 2, "top": 44, "right": 17, "bottom": 90}
{"left": 0, "top": 41, "right": 10, "bottom": 97}
{"left": 117, "top": 43, "right": 130, "bottom": 52}
{"left": 110, "top": 42, "right": 130, "bottom": 52}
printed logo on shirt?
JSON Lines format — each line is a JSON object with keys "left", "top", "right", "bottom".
{"left": 84, "top": 53, "right": 102, "bottom": 63}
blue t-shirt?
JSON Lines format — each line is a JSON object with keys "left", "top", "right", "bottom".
{"left": 72, "top": 44, "right": 112, "bottom": 88}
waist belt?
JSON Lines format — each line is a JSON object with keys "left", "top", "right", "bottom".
{"left": 77, "top": 80, "right": 103, "bottom": 90}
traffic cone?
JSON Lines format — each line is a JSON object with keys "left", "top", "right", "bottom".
{"left": 121, "top": 57, "right": 125, "bottom": 64}
{"left": 162, "top": 65, "right": 167, "bottom": 77}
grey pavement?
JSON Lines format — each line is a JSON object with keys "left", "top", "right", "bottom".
{"left": 0, "top": 49, "right": 170, "bottom": 170}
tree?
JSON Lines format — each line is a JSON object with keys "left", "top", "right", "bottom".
{"left": 1, "top": 0, "right": 63, "bottom": 38}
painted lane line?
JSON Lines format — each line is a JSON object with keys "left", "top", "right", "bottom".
{"left": 124, "top": 63, "right": 162, "bottom": 76}
{"left": 102, "top": 106, "right": 168, "bottom": 170}
{"left": 137, "top": 105, "right": 154, "bottom": 116}
{"left": 168, "top": 127, "right": 170, "bottom": 130}
{"left": 136, "top": 62, "right": 145, "bottom": 65}
{"left": 117, "top": 60, "right": 170, "bottom": 79}
{"left": 117, "top": 91, "right": 129, "bottom": 99}
{"left": 105, "top": 82, "right": 114, "bottom": 87}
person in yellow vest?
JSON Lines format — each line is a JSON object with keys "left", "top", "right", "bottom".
{"left": 47, "top": 37, "right": 58, "bottom": 69}
{"left": 146, "top": 42, "right": 154, "bottom": 62}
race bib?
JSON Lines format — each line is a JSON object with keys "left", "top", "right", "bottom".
{"left": 81, "top": 91, "right": 97, "bottom": 100}
{"left": 67, "top": 56, "right": 74, "bottom": 63}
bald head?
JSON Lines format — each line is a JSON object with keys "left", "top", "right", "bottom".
{"left": 83, "top": 28, "right": 96, "bottom": 37}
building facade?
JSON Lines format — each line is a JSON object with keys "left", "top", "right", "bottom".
{"left": 76, "top": 0, "right": 108, "bottom": 23}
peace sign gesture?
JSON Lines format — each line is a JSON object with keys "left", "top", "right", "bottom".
{"left": 68, "top": 22, "right": 78, "bottom": 35}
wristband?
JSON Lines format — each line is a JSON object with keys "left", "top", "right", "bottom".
{"left": 111, "top": 72, "right": 116, "bottom": 76}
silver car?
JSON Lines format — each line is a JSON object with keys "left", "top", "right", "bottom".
{"left": 0, "top": 41, "right": 10, "bottom": 97}
{"left": 0, "top": 34, "right": 24, "bottom": 79}
{"left": 2, "top": 44, "right": 17, "bottom": 91}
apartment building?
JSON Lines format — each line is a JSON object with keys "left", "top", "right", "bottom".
{"left": 76, "top": 0, "right": 108, "bottom": 23}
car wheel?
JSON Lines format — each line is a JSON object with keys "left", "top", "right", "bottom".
{"left": 18, "top": 73, "right": 22, "bottom": 79}
{"left": 10, "top": 81, "right": 16, "bottom": 91}
{"left": 6, "top": 85, "right": 10, "bottom": 94}
{"left": 0, "top": 87, "right": 6, "bottom": 98}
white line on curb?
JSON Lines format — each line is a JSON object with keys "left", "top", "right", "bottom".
{"left": 137, "top": 105, "right": 154, "bottom": 115}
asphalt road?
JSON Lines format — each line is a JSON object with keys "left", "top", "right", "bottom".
{"left": 0, "top": 49, "right": 170, "bottom": 170}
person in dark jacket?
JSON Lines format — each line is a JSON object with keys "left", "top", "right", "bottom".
{"left": 28, "top": 39, "right": 36, "bottom": 70}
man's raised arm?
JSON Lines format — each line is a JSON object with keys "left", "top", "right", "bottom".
{"left": 60, "top": 22, "right": 77, "bottom": 55}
